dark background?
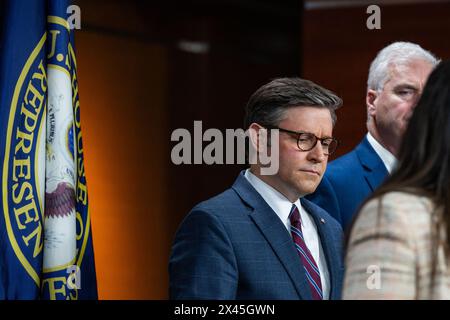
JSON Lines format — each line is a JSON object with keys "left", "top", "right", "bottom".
{"left": 2, "top": 0, "right": 450, "bottom": 299}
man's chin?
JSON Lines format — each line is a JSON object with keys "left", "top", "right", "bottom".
{"left": 295, "top": 183, "right": 320, "bottom": 197}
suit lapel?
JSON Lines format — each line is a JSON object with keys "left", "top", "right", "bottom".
{"left": 355, "top": 137, "right": 389, "bottom": 192}
{"left": 365, "top": 161, "right": 388, "bottom": 191}
{"left": 232, "top": 172, "right": 312, "bottom": 300}
{"left": 301, "top": 198, "right": 341, "bottom": 300}
{"left": 249, "top": 206, "right": 312, "bottom": 300}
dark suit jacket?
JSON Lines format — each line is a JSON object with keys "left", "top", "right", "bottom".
{"left": 306, "top": 137, "right": 389, "bottom": 231}
{"left": 169, "top": 171, "right": 344, "bottom": 300}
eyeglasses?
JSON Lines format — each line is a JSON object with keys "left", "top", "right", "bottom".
{"left": 264, "top": 125, "right": 339, "bottom": 156}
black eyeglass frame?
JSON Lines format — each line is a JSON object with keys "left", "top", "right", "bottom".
{"left": 262, "top": 125, "right": 339, "bottom": 156}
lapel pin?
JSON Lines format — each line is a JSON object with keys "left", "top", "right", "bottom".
{"left": 320, "top": 218, "right": 325, "bottom": 224}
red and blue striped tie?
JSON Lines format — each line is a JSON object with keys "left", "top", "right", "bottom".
{"left": 289, "top": 204, "right": 323, "bottom": 300}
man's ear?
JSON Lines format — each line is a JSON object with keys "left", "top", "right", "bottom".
{"left": 248, "top": 123, "right": 267, "bottom": 154}
{"left": 366, "top": 89, "right": 378, "bottom": 117}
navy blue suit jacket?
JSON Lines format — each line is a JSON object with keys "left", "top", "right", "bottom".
{"left": 306, "top": 137, "right": 389, "bottom": 231}
{"left": 169, "top": 171, "right": 344, "bottom": 300}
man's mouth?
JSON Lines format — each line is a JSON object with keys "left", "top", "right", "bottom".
{"left": 299, "top": 169, "right": 321, "bottom": 176}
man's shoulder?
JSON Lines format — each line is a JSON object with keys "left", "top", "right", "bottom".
{"left": 324, "top": 149, "right": 362, "bottom": 186}
{"left": 328, "top": 148, "right": 360, "bottom": 171}
{"left": 191, "top": 187, "right": 248, "bottom": 219}
{"left": 326, "top": 137, "right": 376, "bottom": 176}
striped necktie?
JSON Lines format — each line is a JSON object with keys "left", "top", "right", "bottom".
{"left": 289, "top": 204, "right": 323, "bottom": 300}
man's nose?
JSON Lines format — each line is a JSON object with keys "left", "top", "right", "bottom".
{"left": 307, "top": 141, "right": 327, "bottom": 163}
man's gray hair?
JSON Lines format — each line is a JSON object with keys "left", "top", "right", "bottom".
{"left": 367, "top": 41, "right": 440, "bottom": 92}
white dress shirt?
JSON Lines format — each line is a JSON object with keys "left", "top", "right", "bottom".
{"left": 366, "top": 132, "right": 397, "bottom": 173}
{"left": 244, "top": 169, "right": 330, "bottom": 299}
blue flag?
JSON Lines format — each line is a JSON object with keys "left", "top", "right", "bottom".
{"left": 0, "top": 0, "right": 97, "bottom": 299}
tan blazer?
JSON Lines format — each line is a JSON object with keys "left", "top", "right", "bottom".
{"left": 343, "top": 191, "right": 450, "bottom": 299}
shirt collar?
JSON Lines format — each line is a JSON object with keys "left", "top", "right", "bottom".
{"left": 366, "top": 132, "right": 397, "bottom": 173}
{"left": 244, "top": 169, "right": 300, "bottom": 227}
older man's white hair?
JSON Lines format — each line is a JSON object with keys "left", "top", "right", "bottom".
{"left": 367, "top": 41, "right": 440, "bottom": 92}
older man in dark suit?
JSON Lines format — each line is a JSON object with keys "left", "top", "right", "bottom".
{"left": 307, "top": 42, "right": 439, "bottom": 231}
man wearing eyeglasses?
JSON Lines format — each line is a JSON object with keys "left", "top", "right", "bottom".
{"left": 306, "top": 42, "right": 439, "bottom": 232}
{"left": 169, "top": 78, "right": 344, "bottom": 300}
